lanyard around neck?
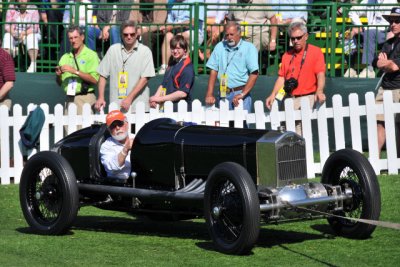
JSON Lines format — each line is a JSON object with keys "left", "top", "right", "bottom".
{"left": 288, "top": 44, "right": 308, "bottom": 79}
{"left": 121, "top": 44, "right": 135, "bottom": 72}
{"left": 223, "top": 45, "right": 239, "bottom": 74}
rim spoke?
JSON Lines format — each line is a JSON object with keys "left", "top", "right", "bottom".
{"left": 27, "top": 167, "right": 61, "bottom": 224}
{"left": 338, "top": 166, "right": 363, "bottom": 224}
{"left": 211, "top": 177, "right": 243, "bottom": 243}
{"left": 221, "top": 213, "right": 240, "bottom": 238}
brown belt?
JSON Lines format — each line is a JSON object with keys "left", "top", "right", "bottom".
{"left": 288, "top": 92, "right": 315, "bottom": 98}
{"left": 227, "top": 85, "right": 245, "bottom": 92}
{"left": 76, "top": 91, "right": 95, "bottom": 96}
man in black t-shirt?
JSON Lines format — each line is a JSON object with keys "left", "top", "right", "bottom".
{"left": 372, "top": 7, "right": 400, "bottom": 155}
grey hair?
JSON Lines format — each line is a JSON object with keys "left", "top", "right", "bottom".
{"left": 288, "top": 20, "right": 308, "bottom": 36}
{"left": 120, "top": 20, "right": 138, "bottom": 36}
{"left": 67, "top": 25, "right": 84, "bottom": 35}
{"left": 224, "top": 21, "right": 242, "bottom": 34}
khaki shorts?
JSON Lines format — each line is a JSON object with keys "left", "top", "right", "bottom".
{"left": 375, "top": 87, "right": 400, "bottom": 121}
{"left": 64, "top": 93, "right": 96, "bottom": 116}
{"left": 64, "top": 93, "right": 96, "bottom": 131}
{"left": 283, "top": 94, "right": 315, "bottom": 136}
{"left": 0, "top": 98, "right": 12, "bottom": 110}
{"left": 291, "top": 94, "right": 316, "bottom": 111}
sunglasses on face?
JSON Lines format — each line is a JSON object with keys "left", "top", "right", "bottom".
{"left": 109, "top": 120, "right": 125, "bottom": 129}
{"left": 290, "top": 34, "right": 305, "bottom": 42}
{"left": 389, "top": 19, "right": 400, "bottom": 24}
{"left": 123, "top": 32, "right": 136, "bottom": 37}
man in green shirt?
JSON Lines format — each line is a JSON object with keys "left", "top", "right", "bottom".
{"left": 56, "top": 25, "right": 100, "bottom": 116}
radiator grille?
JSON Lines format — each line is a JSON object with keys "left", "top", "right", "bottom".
{"left": 277, "top": 141, "right": 307, "bottom": 181}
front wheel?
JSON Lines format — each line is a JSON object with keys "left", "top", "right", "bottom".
{"left": 204, "top": 162, "right": 260, "bottom": 255}
{"left": 322, "top": 149, "right": 381, "bottom": 239}
{"left": 19, "top": 151, "right": 79, "bottom": 235}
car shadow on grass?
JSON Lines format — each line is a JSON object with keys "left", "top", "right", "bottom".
{"left": 196, "top": 225, "right": 334, "bottom": 253}
{"left": 17, "top": 217, "right": 337, "bottom": 260}
{"left": 72, "top": 215, "right": 211, "bottom": 240}
{"left": 70, "top": 216, "right": 335, "bottom": 246}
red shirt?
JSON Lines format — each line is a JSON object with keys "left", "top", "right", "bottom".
{"left": 0, "top": 48, "right": 16, "bottom": 91}
{"left": 278, "top": 44, "right": 325, "bottom": 96}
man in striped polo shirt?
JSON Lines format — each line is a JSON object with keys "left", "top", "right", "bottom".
{"left": 0, "top": 39, "right": 15, "bottom": 111}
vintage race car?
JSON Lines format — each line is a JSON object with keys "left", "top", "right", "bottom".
{"left": 19, "top": 118, "right": 381, "bottom": 254}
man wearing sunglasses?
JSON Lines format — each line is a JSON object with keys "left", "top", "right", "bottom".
{"left": 96, "top": 20, "right": 155, "bottom": 113}
{"left": 265, "top": 20, "right": 326, "bottom": 135}
{"left": 100, "top": 110, "right": 134, "bottom": 180}
{"left": 372, "top": 7, "right": 400, "bottom": 155}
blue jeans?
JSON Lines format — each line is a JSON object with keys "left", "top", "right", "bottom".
{"left": 362, "top": 29, "right": 386, "bottom": 66}
{"left": 86, "top": 27, "right": 101, "bottom": 51}
{"left": 110, "top": 25, "right": 121, "bottom": 44}
{"left": 218, "top": 90, "right": 252, "bottom": 112}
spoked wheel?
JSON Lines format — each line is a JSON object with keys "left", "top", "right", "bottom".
{"left": 19, "top": 151, "right": 79, "bottom": 234}
{"left": 322, "top": 149, "right": 381, "bottom": 239}
{"left": 204, "top": 162, "right": 259, "bottom": 255}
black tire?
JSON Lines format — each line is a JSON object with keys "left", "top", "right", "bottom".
{"left": 19, "top": 151, "right": 79, "bottom": 235}
{"left": 321, "top": 149, "right": 381, "bottom": 239}
{"left": 204, "top": 162, "right": 260, "bottom": 255}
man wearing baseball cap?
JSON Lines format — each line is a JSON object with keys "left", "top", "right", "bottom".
{"left": 373, "top": 7, "right": 400, "bottom": 156}
{"left": 100, "top": 110, "right": 134, "bottom": 180}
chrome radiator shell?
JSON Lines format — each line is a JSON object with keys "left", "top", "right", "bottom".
{"left": 256, "top": 131, "right": 307, "bottom": 187}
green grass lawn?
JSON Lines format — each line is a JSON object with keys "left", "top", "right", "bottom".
{"left": 1, "top": 175, "right": 400, "bottom": 267}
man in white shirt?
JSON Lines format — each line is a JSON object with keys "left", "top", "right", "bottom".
{"left": 100, "top": 110, "right": 134, "bottom": 180}
{"left": 348, "top": 0, "right": 397, "bottom": 78}
{"left": 96, "top": 20, "right": 155, "bottom": 112}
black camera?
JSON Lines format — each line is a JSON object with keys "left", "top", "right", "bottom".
{"left": 81, "top": 82, "right": 90, "bottom": 94}
{"left": 283, "top": 78, "right": 298, "bottom": 95}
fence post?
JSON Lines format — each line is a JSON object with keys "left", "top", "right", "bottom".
{"left": 54, "top": 104, "right": 65, "bottom": 142}
{"left": 300, "top": 97, "right": 316, "bottom": 177}
{"left": 332, "top": 94, "right": 345, "bottom": 150}
{"left": 349, "top": 93, "right": 362, "bottom": 152}
{"left": 365, "top": 92, "right": 380, "bottom": 174}
{"left": 283, "top": 98, "right": 296, "bottom": 132}
{"left": 317, "top": 102, "right": 330, "bottom": 169}
{"left": 383, "top": 91, "right": 398, "bottom": 174}
{"left": 254, "top": 101, "right": 266, "bottom": 129}
{"left": 0, "top": 105, "right": 11, "bottom": 185}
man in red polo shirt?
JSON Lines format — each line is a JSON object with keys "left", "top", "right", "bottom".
{"left": 265, "top": 20, "right": 326, "bottom": 135}
{"left": 0, "top": 39, "right": 15, "bottom": 111}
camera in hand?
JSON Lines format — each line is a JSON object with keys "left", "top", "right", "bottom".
{"left": 81, "top": 82, "right": 89, "bottom": 94}
{"left": 284, "top": 78, "right": 298, "bottom": 95}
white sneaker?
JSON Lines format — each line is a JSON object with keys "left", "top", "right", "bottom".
{"left": 358, "top": 67, "right": 375, "bottom": 78}
{"left": 26, "top": 62, "right": 36, "bottom": 73}
{"left": 344, "top": 68, "right": 357, "bottom": 78}
{"left": 158, "top": 64, "right": 167, "bottom": 75}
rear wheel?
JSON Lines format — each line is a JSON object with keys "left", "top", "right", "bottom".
{"left": 19, "top": 151, "right": 79, "bottom": 234}
{"left": 204, "top": 162, "right": 259, "bottom": 254}
{"left": 322, "top": 149, "right": 381, "bottom": 239}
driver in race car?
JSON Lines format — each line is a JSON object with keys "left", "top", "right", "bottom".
{"left": 100, "top": 110, "right": 134, "bottom": 180}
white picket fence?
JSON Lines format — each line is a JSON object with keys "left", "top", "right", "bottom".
{"left": 1, "top": 91, "right": 400, "bottom": 185}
